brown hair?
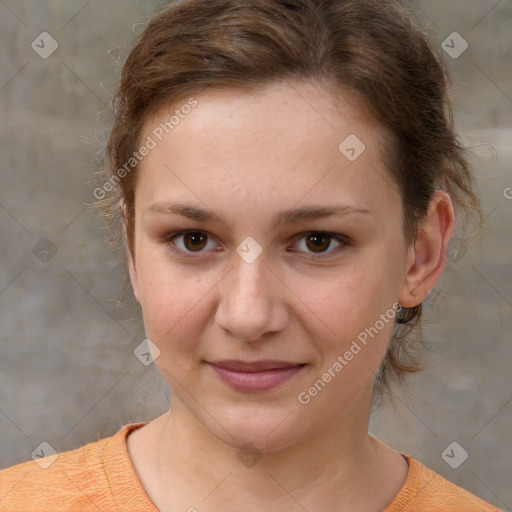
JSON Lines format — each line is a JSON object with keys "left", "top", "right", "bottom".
{"left": 97, "top": 0, "right": 481, "bottom": 393}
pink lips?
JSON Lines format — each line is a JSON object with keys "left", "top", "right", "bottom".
{"left": 207, "top": 360, "right": 306, "bottom": 392}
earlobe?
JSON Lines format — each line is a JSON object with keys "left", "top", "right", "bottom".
{"left": 398, "top": 191, "right": 455, "bottom": 308}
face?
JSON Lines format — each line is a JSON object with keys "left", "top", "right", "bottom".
{"left": 129, "top": 81, "right": 411, "bottom": 452}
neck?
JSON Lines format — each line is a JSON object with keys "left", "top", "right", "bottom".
{"left": 137, "top": 384, "right": 407, "bottom": 511}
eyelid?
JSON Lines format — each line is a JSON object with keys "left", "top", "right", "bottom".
{"left": 288, "top": 231, "right": 349, "bottom": 259}
{"left": 160, "top": 230, "right": 350, "bottom": 259}
{"left": 160, "top": 230, "right": 221, "bottom": 257}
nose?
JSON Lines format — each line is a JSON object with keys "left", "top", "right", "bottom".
{"left": 215, "top": 250, "right": 289, "bottom": 342}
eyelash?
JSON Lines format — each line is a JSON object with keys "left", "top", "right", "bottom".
{"left": 160, "top": 230, "right": 350, "bottom": 260}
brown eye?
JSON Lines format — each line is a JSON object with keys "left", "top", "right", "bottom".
{"left": 182, "top": 232, "right": 208, "bottom": 252}
{"left": 304, "top": 233, "right": 331, "bottom": 253}
{"left": 292, "top": 232, "right": 347, "bottom": 259}
{"left": 166, "top": 231, "right": 217, "bottom": 255}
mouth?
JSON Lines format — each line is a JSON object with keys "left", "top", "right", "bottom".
{"left": 206, "top": 360, "right": 307, "bottom": 392}
{"left": 209, "top": 360, "right": 305, "bottom": 372}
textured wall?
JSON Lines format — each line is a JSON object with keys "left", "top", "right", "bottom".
{"left": 0, "top": 0, "right": 511, "bottom": 509}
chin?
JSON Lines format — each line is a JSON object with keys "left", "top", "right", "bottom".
{"left": 206, "top": 406, "right": 305, "bottom": 454}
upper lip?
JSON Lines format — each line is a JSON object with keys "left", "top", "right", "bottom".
{"left": 208, "top": 360, "right": 304, "bottom": 372}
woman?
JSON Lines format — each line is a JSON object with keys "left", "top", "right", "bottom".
{"left": 0, "top": 0, "right": 502, "bottom": 510}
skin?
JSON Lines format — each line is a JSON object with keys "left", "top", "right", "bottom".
{"left": 126, "top": 80, "right": 454, "bottom": 512}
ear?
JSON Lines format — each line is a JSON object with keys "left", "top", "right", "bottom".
{"left": 120, "top": 199, "right": 141, "bottom": 304}
{"left": 128, "top": 249, "right": 141, "bottom": 304}
{"left": 398, "top": 190, "right": 455, "bottom": 308}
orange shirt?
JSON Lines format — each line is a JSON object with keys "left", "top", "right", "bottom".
{"left": 0, "top": 422, "right": 502, "bottom": 512}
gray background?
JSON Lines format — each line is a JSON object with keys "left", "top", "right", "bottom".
{"left": 0, "top": 0, "right": 511, "bottom": 509}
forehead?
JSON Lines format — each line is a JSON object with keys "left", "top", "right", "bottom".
{"left": 135, "top": 80, "right": 399, "bottom": 216}
{"left": 143, "top": 80, "right": 377, "bottom": 151}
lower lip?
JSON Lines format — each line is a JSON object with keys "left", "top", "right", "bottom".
{"left": 208, "top": 363, "right": 306, "bottom": 392}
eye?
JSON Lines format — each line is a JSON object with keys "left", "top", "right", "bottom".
{"left": 161, "top": 230, "right": 349, "bottom": 259}
{"left": 291, "top": 232, "right": 348, "bottom": 259}
{"left": 164, "top": 231, "right": 219, "bottom": 255}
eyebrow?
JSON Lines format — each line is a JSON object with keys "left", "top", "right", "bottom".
{"left": 145, "top": 201, "right": 372, "bottom": 226}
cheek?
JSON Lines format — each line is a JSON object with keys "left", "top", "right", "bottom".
{"left": 304, "top": 281, "right": 396, "bottom": 392}
{"left": 135, "top": 249, "right": 214, "bottom": 348}
{"left": 288, "top": 256, "right": 400, "bottom": 366}
{"left": 296, "top": 261, "right": 396, "bottom": 326}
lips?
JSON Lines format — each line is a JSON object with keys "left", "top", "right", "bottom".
{"left": 206, "top": 360, "right": 306, "bottom": 392}
{"left": 208, "top": 360, "right": 304, "bottom": 372}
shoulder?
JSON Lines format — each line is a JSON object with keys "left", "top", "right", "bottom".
{"left": 386, "top": 455, "right": 503, "bottom": 512}
{"left": 0, "top": 422, "right": 148, "bottom": 512}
